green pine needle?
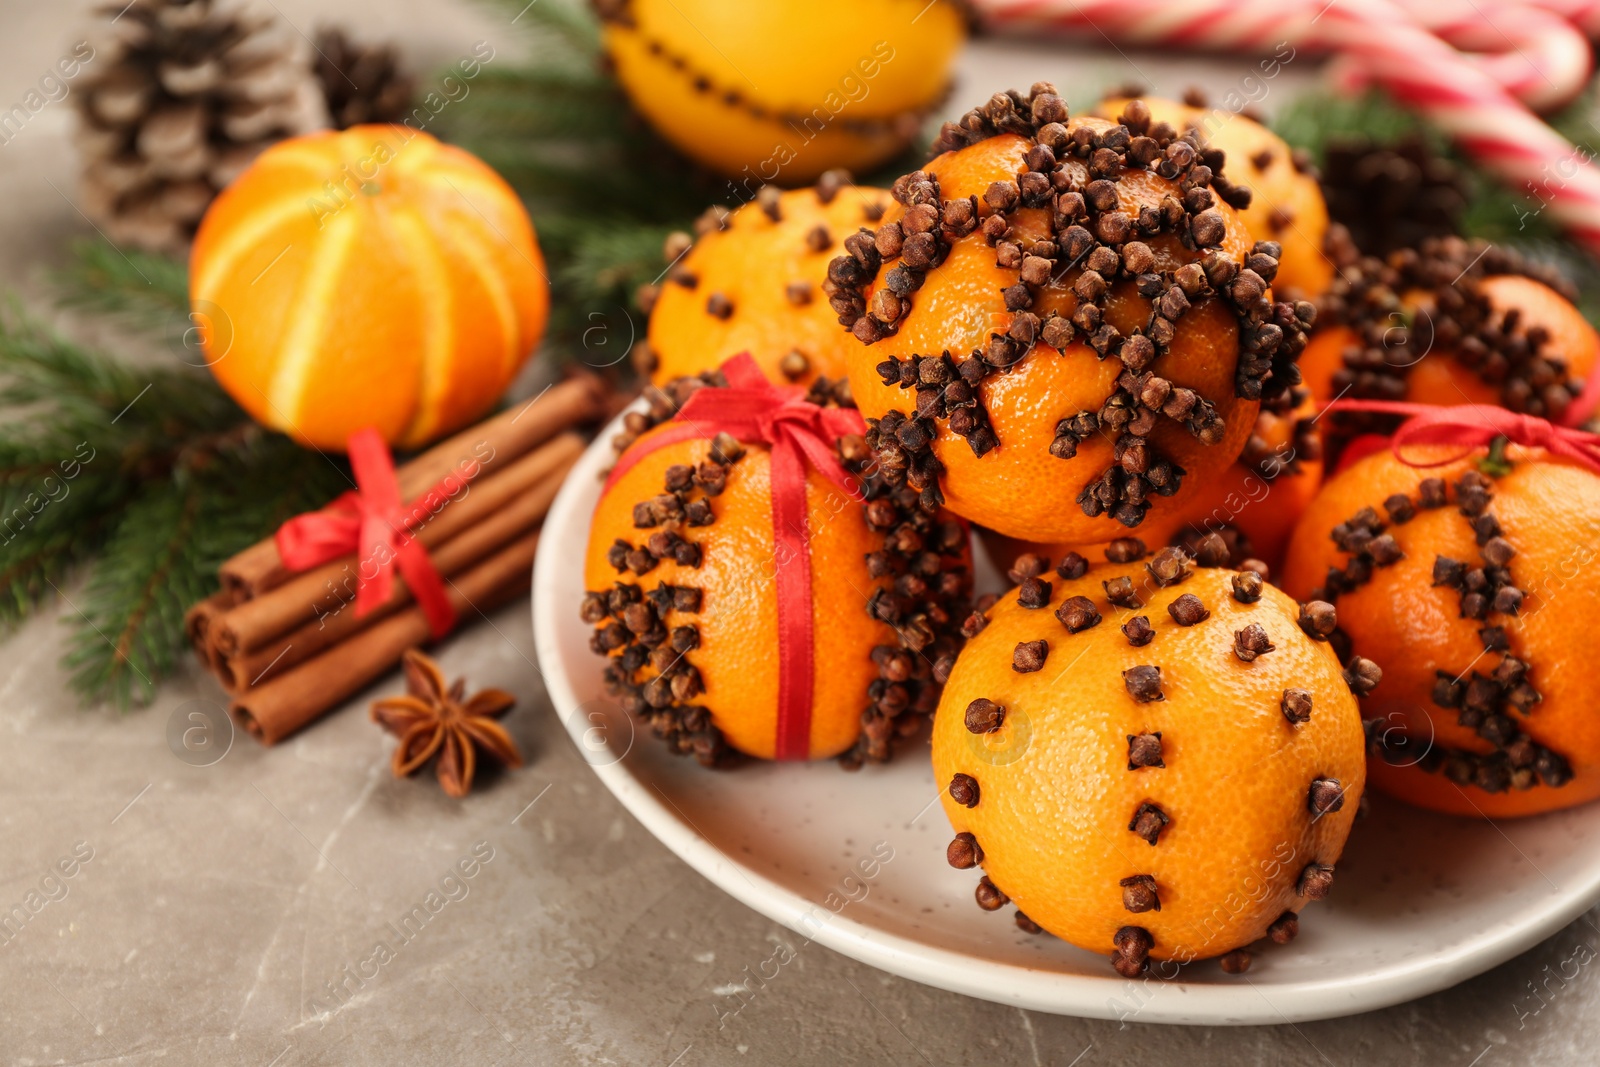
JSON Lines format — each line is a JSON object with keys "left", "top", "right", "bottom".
{"left": 62, "top": 436, "right": 348, "bottom": 707}
{"left": 0, "top": 295, "right": 352, "bottom": 705}
{"left": 53, "top": 238, "right": 191, "bottom": 337}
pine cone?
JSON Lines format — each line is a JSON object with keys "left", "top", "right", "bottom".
{"left": 1320, "top": 133, "right": 1468, "bottom": 257}
{"left": 313, "top": 28, "right": 414, "bottom": 130}
{"left": 72, "top": 0, "right": 329, "bottom": 254}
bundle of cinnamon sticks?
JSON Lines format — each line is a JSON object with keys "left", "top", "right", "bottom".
{"left": 185, "top": 374, "right": 611, "bottom": 745}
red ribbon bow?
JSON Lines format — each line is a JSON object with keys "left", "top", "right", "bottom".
{"left": 275, "top": 428, "right": 459, "bottom": 639}
{"left": 1328, "top": 400, "right": 1600, "bottom": 474}
{"left": 606, "top": 354, "right": 867, "bottom": 760}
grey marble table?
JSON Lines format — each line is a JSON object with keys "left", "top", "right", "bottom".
{"left": 0, "top": 2, "right": 1595, "bottom": 1063}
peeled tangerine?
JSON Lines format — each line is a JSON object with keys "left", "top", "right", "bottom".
{"left": 1096, "top": 93, "right": 1332, "bottom": 300}
{"left": 595, "top": 0, "right": 965, "bottom": 183}
{"left": 831, "top": 85, "right": 1314, "bottom": 544}
{"left": 932, "top": 553, "right": 1371, "bottom": 974}
{"left": 642, "top": 178, "right": 892, "bottom": 387}
{"left": 582, "top": 420, "right": 968, "bottom": 767}
{"left": 1283, "top": 441, "right": 1600, "bottom": 817}
{"left": 1301, "top": 237, "right": 1600, "bottom": 425}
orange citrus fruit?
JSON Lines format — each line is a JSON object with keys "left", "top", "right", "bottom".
{"left": 1098, "top": 95, "right": 1332, "bottom": 300}
{"left": 932, "top": 558, "right": 1367, "bottom": 970}
{"left": 1302, "top": 239, "right": 1597, "bottom": 424}
{"left": 982, "top": 388, "right": 1324, "bottom": 575}
{"left": 647, "top": 182, "right": 893, "bottom": 387}
{"left": 583, "top": 420, "right": 969, "bottom": 765}
{"left": 597, "top": 0, "right": 965, "bottom": 182}
{"left": 1281, "top": 441, "right": 1600, "bottom": 817}
{"left": 832, "top": 87, "right": 1312, "bottom": 544}
{"left": 191, "top": 126, "right": 548, "bottom": 450}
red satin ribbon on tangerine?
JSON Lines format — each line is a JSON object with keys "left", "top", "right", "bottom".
{"left": 275, "top": 427, "right": 459, "bottom": 639}
{"left": 605, "top": 354, "right": 867, "bottom": 761}
{"left": 1328, "top": 400, "right": 1600, "bottom": 474}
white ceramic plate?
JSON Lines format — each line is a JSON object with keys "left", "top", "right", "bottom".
{"left": 533, "top": 412, "right": 1600, "bottom": 1025}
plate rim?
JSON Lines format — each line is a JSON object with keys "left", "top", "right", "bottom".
{"left": 532, "top": 409, "right": 1600, "bottom": 1025}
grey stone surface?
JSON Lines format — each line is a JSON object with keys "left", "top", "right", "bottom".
{"left": 1, "top": 2, "right": 1597, "bottom": 1063}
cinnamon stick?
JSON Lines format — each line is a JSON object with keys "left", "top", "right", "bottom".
{"left": 218, "top": 373, "right": 605, "bottom": 602}
{"left": 232, "top": 529, "right": 541, "bottom": 745}
{"left": 217, "top": 448, "right": 574, "bottom": 689}
{"left": 212, "top": 431, "right": 584, "bottom": 655}
{"left": 184, "top": 591, "right": 233, "bottom": 676}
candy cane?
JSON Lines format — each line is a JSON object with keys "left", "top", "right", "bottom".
{"left": 974, "top": 0, "right": 1600, "bottom": 258}
{"left": 974, "top": 0, "right": 1591, "bottom": 110}
{"left": 1526, "top": 0, "right": 1600, "bottom": 38}
{"left": 1393, "top": 0, "right": 1590, "bottom": 112}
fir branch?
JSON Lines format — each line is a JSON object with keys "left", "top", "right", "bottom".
{"left": 475, "top": 0, "right": 602, "bottom": 60}
{"left": 63, "top": 474, "right": 205, "bottom": 706}
{"left": 548, "top": 217, "right": 674, "bottom": 331}
{"left": 63, "top": 433, "right": 349, "bottom": 707}
{"left": 52, "top": 238, "right": 190, "bottom": 336}
{"left": 0, "top": 303, "right": 235, "bottom": 432}
{"left": 0, "top": 304, "right": 350, "bottom": 703}
{"left": 1270, "top": 90, "right": 1434, "bottom": 162}
{"left": 0, "top": 493, "right": 119, "bottom": 625}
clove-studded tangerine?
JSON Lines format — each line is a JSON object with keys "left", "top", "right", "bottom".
{"left": 1282, "top": 437, "right": 1600, "bottom": 817}
{"left": 642, "top": 180, "right": 894, "bottom": 387}
{"left": 1300, "top": 237, "right": 1599, "bottom": 427}
{"left": 931, "top": 563, "right": 1366, "bottom": 970}
{"left": 582, "top": 393, "right": 970, "bottom": 767}
{"left": 831, "top": 85, "right": 1313, "bottom": 543}
{"left": 593, "top": 0, "right": 966, "bottom": 183}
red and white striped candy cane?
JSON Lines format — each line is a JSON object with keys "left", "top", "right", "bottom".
{"left": 1389, "top": 0, "right": 1589, "bottom": 112}
{"left": 974, "top": 0, "right": 1600, "bottom": 257}
{"left": 1528, "top": 0, "right": 1600, "bottom": 38}
{"left": 974, "top": 0, "right": 1590, "bottom": 109}
{"left": 1319, "top": 0, "right": 1600, "bottom": 251}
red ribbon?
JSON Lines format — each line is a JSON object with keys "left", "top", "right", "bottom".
{"left": 606, "top": 354, "right": 867, "bottom": 760}
{"left": 275, "top": 428, "right": 459, "bottom": 639}
{"left": 1328, "top": 400, "right": 1600, "bottom": 474}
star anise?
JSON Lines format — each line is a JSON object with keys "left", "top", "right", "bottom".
{"left": 370, "top": 649, "right": 522, "bottom": 797}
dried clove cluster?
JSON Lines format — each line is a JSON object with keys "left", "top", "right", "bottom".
{"left": 1317, "top": 236, "right": 1583, "bottom": 423}
{"left": 1311, "top": 467, "right": 1572, "bottom": 793}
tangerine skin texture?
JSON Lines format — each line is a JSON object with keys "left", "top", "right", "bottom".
{"left": 649, "top": 185, "right": 892, "bottom": 387}
{"left": 1299, "top": 275, "right": 1599, "bottom": 414}
{"left": 1282, "top": 444, "right": 1600, "bottom": 817}
{"left": 602, "top": 0, "right": 965, "bottom": 182}
{"left": 842, "top": 129, "right": 1264, "bottom": 544}
{"left": 983, "top": 392, "right": 1324, "bottom": 575}
{"left": 931, "top": 566, "right": 1365, "bottom": 962}
{"left": 1099, "top": 97, "right": 1332, "bottom": 301}
{"left": 191, "top": 126, "right": 547, "bottom": 451}
{"left": 585, "top": 426, "right": 893, "bottom": 760}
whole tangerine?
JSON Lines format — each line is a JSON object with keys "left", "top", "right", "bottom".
{"left": 829, "top": 86, "right": 1313, "bottom": 544}
{"left": 1282, "top": 439, "right": 1600, "bottom": 817}
{"left": 644, "top": 179, "right": 893, "bottom": 387}
{"left": 595, "top": 0, "right": 966, "bottom": 183}
{"left": 932, "top": 558, "right": 1369, "bottom": 972}
{"left": 583, "top": 412, "right": 968, "bottom": 766}
{"left": 190, "top": 126, "right": 548, "bottom": 450}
